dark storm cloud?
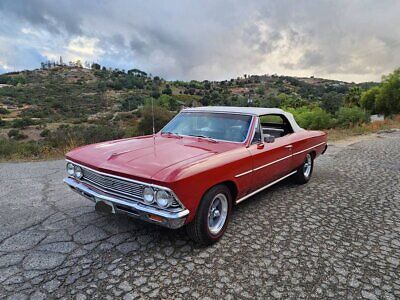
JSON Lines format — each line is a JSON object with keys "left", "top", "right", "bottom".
{"left": 0, "top": 0, "right": 399, "bottom": 81}
{"left": 0, "top": 0, "right": 85, "bottom": 35}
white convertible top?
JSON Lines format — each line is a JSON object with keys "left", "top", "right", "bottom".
{"left": 182, "top": 106, "right": 303, "bottom": 132}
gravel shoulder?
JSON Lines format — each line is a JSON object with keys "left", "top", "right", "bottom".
{"left": 0, "top": 131, "right": 400, "bottom": 299}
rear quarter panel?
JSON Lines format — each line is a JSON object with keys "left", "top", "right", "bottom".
{"left": 290, "top": 130, "right": 327, "bottom": 170}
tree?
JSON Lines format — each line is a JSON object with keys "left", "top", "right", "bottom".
{"left": 359, "top": 68, "right": 400, "bottom": 116}
{"left": 344, "top": 86, "right": 362, "bottom": 107}
{"left": 375, "top": 68, "right": 400, "bottom": 116}
{"left": 91, "top": 63, "right": 101, "bottom": 70}
{"left": 360, "top": 86, "right": 380, "bottom": 113}
{"left": 321, "top": 92, "right": 344, "bottom": 114}
{"left": 256, "top": 86, "right": 265, "bottom": 96}
{"left": 151, "top": 88, "right": 160, "bottom": 98}
{"left": 162, "top": 84, "right": 172, "bottom": 95}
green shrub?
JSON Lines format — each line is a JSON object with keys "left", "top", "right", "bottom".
{"left": 162, "top": 86, "right": 172, "bottom": 95}
{"left": 21, "top": 107, "right": 52, "bottom": 118}
{"left": 120, "top": 95, "right": 144, "bottom": 111}
{"left": 40, "top": 129, "right": 51, "bottom": 137}
{"left": 138, "top": 105, "right": 175, "bottom": 134}
{"left": 286, "top": 106, "right": 333, "bottom": 130}
{"left": 8, "top": 129, "right": 19, "bottom": 138}
{"left": 7, "top": 129, "right": 28, "bottom": 140}
{"left": 0, "top": 138, "right": 19, "bottom": 158}
{"left": 336, "top": 106, "right": 369, "bottom": 127}
{"left": 16, "top": 141, "right": 42, "bottom": 156}
{"left": 158, "top": 95, "right": 179, "bottom": 111}
{"left": 46, "top": 125, "right": 125, "bottom": 149}
{"left": 0, "top": 139, "right": 42, "bottom": 159}
{"left": 0, "top": 108, "right": 10, "bottom": 114}
{"left": 11, "top": 117, "right": 35, "bottom": 128}
{"left": 124, "top": 126, "right": 139, "bottom": 138}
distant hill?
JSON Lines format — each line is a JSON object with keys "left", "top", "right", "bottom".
{"left": 0, "top": 64, "right": 395, "bottom": 160}
{"left": 0, "top": 64, "right": 379, "bottom": 140}
{"left": 0, "top": 65, "right": 377, "bottom": 121}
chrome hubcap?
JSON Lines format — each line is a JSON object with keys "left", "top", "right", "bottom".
{"left": 207, "top": 193, "right": 228, "bottom": 235}
{"left": 303, "top": 154, "right": 312, "bottom": 178}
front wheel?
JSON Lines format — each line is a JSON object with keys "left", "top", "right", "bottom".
{"left": 293, "top": 153, "right": 314, "bottom": 184}
{"left": 186, "top": 184, "right": 232, "bottom": 245}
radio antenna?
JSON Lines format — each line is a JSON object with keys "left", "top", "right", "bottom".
{"left": 151, "top": 97, "right": 155, "bottom": 137}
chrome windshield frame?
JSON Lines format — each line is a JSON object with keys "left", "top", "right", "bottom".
{"left": 159, "top": 111, "right": 256, "bottom": 144}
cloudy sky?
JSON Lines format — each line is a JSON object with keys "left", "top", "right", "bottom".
{"left": 0, "top": 0, "right": 399, "bottom": 82}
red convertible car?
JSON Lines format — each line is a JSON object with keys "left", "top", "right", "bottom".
{"left": 64, "top": 107, "right": 327, "bottom": 244}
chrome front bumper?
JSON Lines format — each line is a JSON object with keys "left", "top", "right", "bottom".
{"left": 64, "top": 177, "right": 189, "bottom": 229}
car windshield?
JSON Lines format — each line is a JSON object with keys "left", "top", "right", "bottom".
{"left": 161, "top": 112, "right": 253, "bottom": 143}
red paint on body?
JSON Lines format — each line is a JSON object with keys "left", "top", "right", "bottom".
{"left": 66, "top": 127, "right": 327, "bottom": 223}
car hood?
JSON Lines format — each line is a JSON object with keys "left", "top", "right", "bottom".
{"left": 66, "top": 135, "right": 235, "bottom": 181}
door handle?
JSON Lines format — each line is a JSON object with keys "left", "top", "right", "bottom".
{"left": 284, "top": 145, "right": 293, "bottom": 149}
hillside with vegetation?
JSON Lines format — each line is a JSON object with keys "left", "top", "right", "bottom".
{"left": 0, "top": 62, "right": 399, "bottom": 160}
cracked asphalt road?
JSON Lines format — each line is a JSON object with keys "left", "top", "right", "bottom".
{"left": 1, "top": 131, "right": 400, "bottom": 299}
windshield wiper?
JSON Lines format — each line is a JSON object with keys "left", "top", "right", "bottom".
{"left": 161, "top": 131, "right": 182, "bottom": 138}
{"left": 189, "top": 134, "right": 218, "bottom": 143}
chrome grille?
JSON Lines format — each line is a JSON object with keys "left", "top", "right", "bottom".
{"left": 80, "top": 167, "right": 181, "bottom": 209}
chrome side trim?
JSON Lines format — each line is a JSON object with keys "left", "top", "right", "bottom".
{"left": 65, "top": 159, "right": 186, "bottom": 210}
{"left": 253, "top": 154, "right": 293, "bottom": 171}
{"left": 234, "top": 169, "right": 253, "bottom": 178}
{"left": 292, "top": 142, "right": 326, "bottom": 156}
{"left": 233, "top": 141, "right": 326, "bottom": 178}
{"left": 236, "top": 171, "right": 297, "bottom": 204}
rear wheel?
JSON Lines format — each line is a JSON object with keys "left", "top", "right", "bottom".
{"left": 293, "top": 153, "right": 314, "bottom": 184}
{"left": 186, "top": 184, "right": 232, "bottom": 245}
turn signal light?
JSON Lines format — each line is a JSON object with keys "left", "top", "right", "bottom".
{"left": 148, "top": 214, "right": 164, "bottom": 223}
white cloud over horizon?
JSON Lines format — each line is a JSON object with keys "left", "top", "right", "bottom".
{"left": 0, "top": 0, "right": 399, "bottom": 82}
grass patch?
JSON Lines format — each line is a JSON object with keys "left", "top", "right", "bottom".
{"left": 0, "top": 124, "right": 125, "bottom": 161}
{"left": 327, "top": 115, "right": 400, "bottom": 141}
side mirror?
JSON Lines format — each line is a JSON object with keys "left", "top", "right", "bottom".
{"left": 264, "top": 134, "right": 275, "bottom": 143}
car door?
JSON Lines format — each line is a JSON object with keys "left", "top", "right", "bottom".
{"left": 248, "top": 116, "right": 293, "bottom": 191}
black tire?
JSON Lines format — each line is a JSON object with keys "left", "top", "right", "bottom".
{"left": 293, "top": 153, "right": 314, "bottom": 184}
{"left": 186, "top": 184, "right": 232, "bottom": 245}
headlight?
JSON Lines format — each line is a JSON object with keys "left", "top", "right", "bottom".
{"left": 156, "top": 190, "right": 173, "bottom": 208}
{"left": 143, "top": 187, "right": 155, "bottom": 204}
{"left": 75, "top": 166, "right": 83, "bottom": 179}
{"left": 67, "top": 163, "right": 75, "bottom": 176}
